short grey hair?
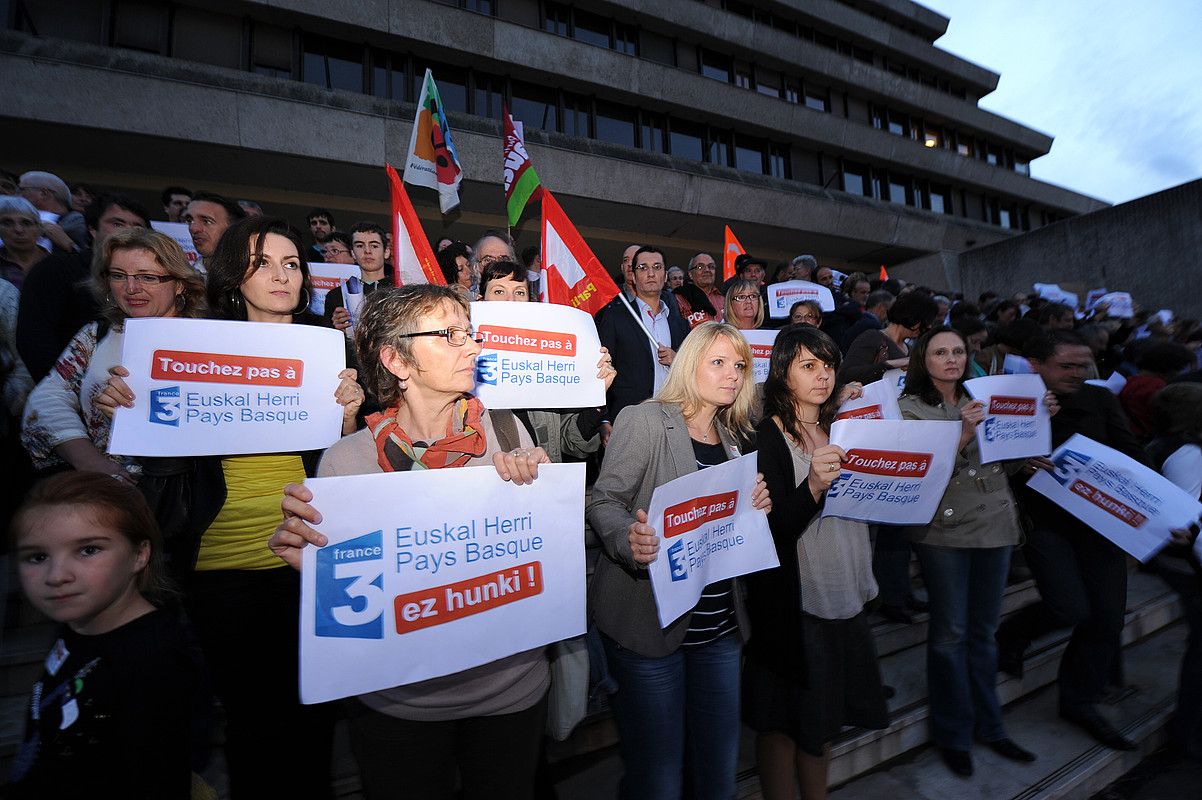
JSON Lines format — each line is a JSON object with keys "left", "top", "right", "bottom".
{"left": 791, "top": 254, "right": 818, "bottom": 270}
{"left": 19, "top": 171, "right": 72, "bottom": 207}
{"left": 469, "top": 232, "right": 515, "bottom": 268}
{"left": 0, "top": 195, "right": 40, "bottom": 220}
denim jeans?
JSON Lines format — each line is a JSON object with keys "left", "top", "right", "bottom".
{"left": 873, "top": 524, "right": 916, "bottom": 607}
{"left": 915, "top": 544, "right": 1012, "bottom": 749}
{"left": 602, "top": 632, "right": 742, "bottom": 800}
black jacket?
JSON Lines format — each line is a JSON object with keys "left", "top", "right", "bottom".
{"left": 596, "top": 291, "right": 689, "bottom": 420}
{"left": 16, "top": 248, "right": 99, "bottom": 382}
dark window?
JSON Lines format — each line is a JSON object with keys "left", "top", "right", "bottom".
{"left": 473, "top": 73, "right": 503, "bottom": 118}
{"left": 370, "top": 49, "right": 392, "bottom": 99}
{"left": 303, "top": 34, "right": 364, "bottom": 93}
{"left": 112, "top": 0, "right": 167, "bottom": 54}
{"left": 804, "top": 86, "right": 830, "bottom": 113}
{"left": 1015, "top": 160, "right": 1030, "bottom": 176}
{"left": 708, "top": 129, "right": 732, "bottom": 166}
{"left": 769, "top": 146, "right": 790, "bottom": 179}
{"left": 562, "top": 92, "right": 591, "bottom": 137}
{"left": 998, "top": 206, "right": 1011, "bottom": 228}
{"left": 734, "top": 61, "right": 753, "bottom": 90}
{"left": 425, "top": 63, "right": 467, "bottom": 113}
{"left": 929, "top": 185, "right": 949, "bottom": 214}
{"left": 573, "top": 9, "right": 612, "bottom": 49}
{"left": 887, "top": 112, "right": 909, "bottom": 138}
{"left": 852, "top": 46, "right": 874, "bottom": 64}
{"left": 669, "top": 119, "right": 705, "bottom": 161}
{"left": 595, "top": 101, "right": 636, "bottom": 147}
{"left": 889, "top": 177, "right": 911, "bottom": 205}
{"left": 614, "top": 22, "right": 638, "bottom": 56}
{"left": 986, "top": 145, "right": 1002, "bottom": 166}
{"left": 843, "top": 162, "right": 869, "bottom": 197}
{"left": 461, "top": 0, "right": 494, "bottom": 13}
{"left": 699, "top": 49, "right": 732, "bottom": 83}
{"left": 784, "top": 80, "right": 800, "bottom": 104}
{"left": 870, "top": 105, "right": 885, "bottom": 129}
{"left": 640, "top": 113, "right": 667, "bottom": 153}
{"left": 734, "top": 136, "right": 766, "bottom": 174}
{"left": 511, "top": 80, "right": 558, "bottom": 131}
{"left": 543, "top": 1, "right": 569, "bottom": 36}
{"left": 640, "top": 30, "right": 676, "bottom": 66}
{"left": 755, "top": 66, "right": 781, "bottom": 98}
{"left": 251, "top": 22, "right": 294, "bottom": 79}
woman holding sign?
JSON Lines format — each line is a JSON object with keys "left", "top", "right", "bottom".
{"left": 744, "top": 325, "right": 887, "bottom": 800}
{"left": 897, "top": 326, "right": 1051, "bottom": 777}
{"left": 269, "top": 284, "right": 555, "bottom": 800}
{"left": 587, "top": 321, "right": 772, "bottom": 800}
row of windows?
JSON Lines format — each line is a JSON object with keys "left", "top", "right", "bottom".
{"left": 867, "top": 104, "right": 1031, "bottom": 174}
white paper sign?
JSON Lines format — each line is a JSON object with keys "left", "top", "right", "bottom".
{"left": 307, "top": 262, "right": 360, "bottom": 316}
{"left": 882, "top": 368, "right": 907, "bottom": 396}
{"left": 1097, "top": 292, "right": 1134, "bottom": 319}
{"left": 766, "top": 281, "right": 836, "bottom": 318}
{"left": 964, "top": 374, "right": 1051, "bottom": 463}
{"left": 300, "top": 463, "right": 586, "bottom": 703}
{"left": 836, "top": 378, "right": 903, "bottom": 421}
{"left": 1033, "top": 282, "right": 1079, "bottom": 310}
{"left": 108, "top": 318, "right": 346, "bottom": 456}
{"left": 1003, "top": 353, "right": 1033, "bottom": 375}
{"left": 824, "top": 419, "right": 960, "bottom": 525}
{"left": 1028, "top": 435, "right": 1202, "bottom": 562}
{"left": 470, "top": 301, "right": 605, "bottom": 409}
{"left": 1086, "top": 371, "right": 1128, "bottom": 395}
{"left": 646, "top": 453, "right": 778, "bottom": 627}
{"left": 1085, "top": 288, "right": 1109, "bottom": 311}
{"left": 740, "top": 329, "right": 779, "bottom": 383}
{"left": 150, "top": 221, "right": 201, "bottom": 270}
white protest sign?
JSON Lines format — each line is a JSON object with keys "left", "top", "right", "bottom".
{"left": 1086, "top": 371, "right": 1128, "bottom": 395}
{"left": 824, "top": 419, "right": 960, "bottom": 525}
{"left": 1033, "top": 282, "right": 1079, "bottom": 310}
{"left": 882, "top": 368, "right": 907, "bottom": 396}
{"left": 964, "top": 374, "right": 1051, "bottom": 463}
{"left": 1085, "top": 288, "right": 1109, "bottom": 311}
{"left": 646, "top": 453, "right": 777, "bottom": 627}
{"left": 740, "top": 329, "right": 779, "bottom": 383}
{"left": 1003, "top": 353, "right": 1033, "bottom": 375}
{"left": 766, "top": 281, "right": 836, "bottom": 318}
{"left": 150, "top": 221, "right": 201, "bottom": 270}
{"left": 470, "top": 301, "right": 605, "bottom": 409}
{"left": 1028, "top": 434, "right": 1202, "bottom": 562}
{"left": 836, "top": 377, "right": 903, "bottom": 421}
{"left": 307, "top": 262, "right": 360, "bottom": 316}
{"left": 1098, "top": 292, "right": 1134, "bottom": 319}
{"left": 108, "top": 318, "right": 345, "bottom": 456}
{"left": 300, "top": 463, "right": 586, "bottom": 703}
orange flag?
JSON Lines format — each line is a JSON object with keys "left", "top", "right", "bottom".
{"left": 539, "top": 190, "right": 620, "bottom": 315}
{"left": 879, "top": 264, "right": 889, "bottom": 281}
{"left": 386, "top": 164, "right": 444, "bottom": 287}
{"left": 723, "top": 225, "right": 745, "bottom": 282}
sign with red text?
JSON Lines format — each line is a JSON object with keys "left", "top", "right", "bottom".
{"left": 836, "top": 377, "right": 903, "bottom": 421}
{"left": 307, "top": 262, "right": 360, "bottom": 316}
{"left": 646, "top": 453, "right": 777, "bottom": 627}
{"left": 739, "top": 329, "right": 779, "bottom": 383}
{"left": 298, "top": 463, "right": 585, "bottom": 703}
{"left": 150, "top": 221, "right": 201, "bottom": 270}
{"left": 1027, "top": 434, "right": 1202, "bottom": 562}
{"left": 824, "top": 419, "right": 960, "bottom": 525}
{"left": 766, "top": 280, "right": 836, "bottom": 318}
{"left": 965, "top": 373, "right": 1051, "bottom": 463}
{"left": 108, "top": 318, "right": 346, "bottom": 456}
{"left": 470, "top": 301, "right": 605, "bottom": 409}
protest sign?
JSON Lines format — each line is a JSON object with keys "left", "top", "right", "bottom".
{"left": 307, "top": 262, "right": 360, "bottom": 316}
{"left": 108, "top": 318, "right": 345, "bottom": 456}
{"left": 836, "top": 377, "right": 903, "bottom": 421}
{"left": 740, "top": 329, "right": 779, "bottom": 383}
{"left": 1098, "top": 292, "right": 1134, "bottom": 319}
{"left": 150, "top": 221, "right": 201, "bottom": 269}
{"left": 1085, "top": 370, "right": 1128, "bottom": 395}
{"left": 766, "top": 281, "right": 836, "bottom": 318}
{"left": 470, "top": 301, "right": 605, "bottom": 408}
{"left": 1003, "top": 353, "right": 1033, "bottom": 375}
{"left": 824, "top": 419, "right": 960, "bottom": 525}
{"left": 646, "top": 454, "right": 777, "bottom": 627}
{"left": 1027, "top": 435, "right": 1202, "bottom": 562}
{"left": 299, "top": 463, "right": 586, "bottom": 703}
{"left": 1033, "top": 282, "right": 1079, "bottom": 310}
{"left": 964, "top": 374, "right": 1051, "bottom": 463}
{"left": 1085, "top": 288, "right": 1109, "bottom": 311}
{"left": 882, "top": 368, "right": 907, "bottom": 396}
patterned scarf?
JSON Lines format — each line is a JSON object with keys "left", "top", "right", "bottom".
{"left": 367, "top": 396, "right": 488, "bottom": 472}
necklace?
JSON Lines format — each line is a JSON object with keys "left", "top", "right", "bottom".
{"left": 687, "top": 421, "right": 716, "bottom": 443}
{"left": 798, "top": 417, "right": 819, "bottom": 425}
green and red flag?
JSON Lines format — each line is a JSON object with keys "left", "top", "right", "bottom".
{"left": 503, "top": 105, "right": 544, "bottom": 227}
{"left": 403, "top": 68, "right": 463, "bottom": 214}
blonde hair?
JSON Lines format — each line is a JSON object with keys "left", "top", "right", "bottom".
{"left": 92, "top": 228, "right": 207, "bottom": 327}
{"left": 654, "top": 321, "right": 756, "bottom": 438}
{"left": 723, "top": 279, "right": 765, "bottom": 329}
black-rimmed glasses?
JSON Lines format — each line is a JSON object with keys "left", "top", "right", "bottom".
{"left": 396, "top": 327, "right": 484, "bottom": 347}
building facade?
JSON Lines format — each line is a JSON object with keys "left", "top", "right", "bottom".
{"left": 1, "top": 0, "right": 1107, "bottom": 285}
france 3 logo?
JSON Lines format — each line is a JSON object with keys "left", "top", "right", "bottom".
{"left": 983, "top": 417, "right": 998, "bottom": 442}
{"left": 315, "top": 530, "right": 386, "bottom": 639}
{"left": 148, "top": 386, "right": 181, "bottom": 427}
{"left": 1051, "top": 449, "right": 1093, "bottom": 487}
{"left": 475, "top": 352, "right": 499, "bottom": 386}
{"left": 666, "top": 539, "right": 688, "bottom": 582}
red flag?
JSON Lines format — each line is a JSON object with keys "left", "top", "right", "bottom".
{"left": 879, "top": 264, "right": 889, "bottom": 281}
{"left": 539, "top": 190, "right": 619, "bottom": 314}
{"left": 722, "top": 225, "right": 745, "bottom": 282}
{"left": 503, "top": 104, "right": 544, "bottom": 227}
{"left": 386, "top": 164, "right": 444, "bottom": 287}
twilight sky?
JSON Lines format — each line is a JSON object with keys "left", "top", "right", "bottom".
{"left": 920, "top": 0, "right": 1202, "bottom": 205}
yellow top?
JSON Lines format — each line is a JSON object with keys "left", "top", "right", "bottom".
{"left": 195, "top": 454, "right": 306, "bottom": 571}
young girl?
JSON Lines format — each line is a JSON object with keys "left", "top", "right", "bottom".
{"left": 8, "top": 472, "right": 205, "bottom": 799}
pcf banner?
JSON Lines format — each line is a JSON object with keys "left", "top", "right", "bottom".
{"left": 740, "top": 329, "right": 779, "bottom": 383}
{"left": 470, "top": 301, "right": 605, "bottom": 409}
{"left": 307, "top": 262, "right": 360, "bottom": 316}
{"left": 647, "top": 453, "right": 778, "bottom": 627}
{"left": 299, "top": 463, "right": 586, "bottom": 703}
{"left": 836, "top": 377, "right": 903, "bottom": 421}
{"left": 824, "top": 419, "right": 960, "bottom": 525}
{"left": 964, "top": 373, "right": 1051, "bottom": 463}
{"left": 108, "top": 317, "right": 346, "bottom": 456}
{"left": 150, "top": 221, "right": 201, "bottom": 270}
{"left": 766, "top": 281, "right": 836, "bottom": 318}
{"left": 1027, "top": 434, "right": 1202, "bottom": 562}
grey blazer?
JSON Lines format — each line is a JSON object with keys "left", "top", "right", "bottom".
{"left": 587, "top": 401, "right": 751, "bottom": 657}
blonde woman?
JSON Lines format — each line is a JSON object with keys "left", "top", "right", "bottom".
{"left": 587, "top": 321, "right": 772, "bottom": 800}
{"left": 722, "top": 278, "right": 766, "bottom": 330}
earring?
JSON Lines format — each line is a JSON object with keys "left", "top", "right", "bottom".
{"left": 398, "top": 378, "right": 408, "bottom": 391}
{"left": 295, "top": 288, "right": 311, "bottom": 314}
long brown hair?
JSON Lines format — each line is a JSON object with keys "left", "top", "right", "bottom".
{"left": 763, "top": 325, "right": 845, "bottom": 443}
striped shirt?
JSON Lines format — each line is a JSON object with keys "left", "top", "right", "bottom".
{"left": 682, "top": 439, "right": 738, "bottom": 647}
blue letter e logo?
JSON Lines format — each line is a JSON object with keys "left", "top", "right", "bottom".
{"left": 667, "top": 539, "right": 688, "bottom": 582}
{"left": 149, "top": 386, "right": 181, "bottom": 427}
{"left": 315, "top": 530, "right": 385, "bottom": 639}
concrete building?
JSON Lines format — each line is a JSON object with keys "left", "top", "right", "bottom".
{"left": 1, "top": 0, "right": 1107, "bottom": 284}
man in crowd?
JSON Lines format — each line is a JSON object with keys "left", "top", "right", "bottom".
{"left": 19, "top": 171, "right": 88, "bottom": 251}
{"left": 1039, "top": 302, "right": 1076, "bottom": 332}
{"left": 70, "top": 183, "right": 96, "bottom": 215}
{"left": 468, "top": 231, "right": 517, "bottom": 294}
{"left": 841, "top": 289, "right": 894, "bottom": 352}
{"left": 17, "top": 194, "right": 150, "bottom": 380}
{"left": 306, "top": 208, "right": 336, "bottom": 261}
{"left": 161, "top": 186, "right": 193, "bottom": 222}
{"left": 325, "top": 222, "right": 392, "bottom": 330}
{"left": 686, "top": 252, "right": 724, "bottom": 317}
{"left": 790, "top": 254, "right": 817, "bottom": 282}
{"left": 997, "top": 329, "right": 1147, "bottom": 751}
{"left": 238, "top": 200, "right": 264, "bottom": 217}
{"left": 615, "top": 243, "right": 641, "bottom": 287}
{"left": 733, "top": 253, "right": 767, "bottom": 286}
{"left": 320, "top": 231, "right": 356, "bottom": 264}
{"left": 183, "top": 192, "right": 246, "bottom": 272}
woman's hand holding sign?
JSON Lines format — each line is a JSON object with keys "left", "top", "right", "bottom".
{"left": 958, "top": 399, "right": 985, "bottom": 451}
{"left": 628, "top": 509, "right": 659, "bottom": 566}
{"left": 334, "top": 368, "right": 364, "bottom": 435}
{"left": 95, "top": 365, "right": 135, "bottom": 418}
{"left": 270, "top": 482, "right": 326, "bottom": 570}
{"left": 597, "top": 347, "right": 617, "bottom": 391}
{"left": 492, "top": 446, "right": 551, "bottom": 486}
{"left": 807, "top": 444, "right": 847, "bottom": 500}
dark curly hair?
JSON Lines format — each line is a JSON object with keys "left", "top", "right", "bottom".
{"left": 205, "top": 216, "right": 311, "bottom": 321}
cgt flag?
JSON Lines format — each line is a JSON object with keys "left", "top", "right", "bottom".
{"left": 503, "top": 106, "right": 544, "bottom": 227}
{"left": 403, "top": 68, "right": 463, "bottom": 214}
{"left": 386, "top": 164, "right": 444, "bottom": 287}
{"left": 539, "top": 190, "right": 619, "bottom": 315}
{"left": 723, "top": 225, "right": 745, "bottom": 282}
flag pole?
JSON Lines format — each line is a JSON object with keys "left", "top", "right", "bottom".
{"left": 618, "top": 291, "right": 664, "bottom": 349}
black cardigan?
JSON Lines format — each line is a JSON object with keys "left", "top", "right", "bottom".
{"left": 744, "top": 417, "right": 823, "bottom": 680}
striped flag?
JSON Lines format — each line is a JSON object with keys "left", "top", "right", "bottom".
{"left": 503, "top": 106, "right": 544, "bottom": 227}
{"left": 539, "top": 190, "right": 619, "bottom": 315}
{"left": 386, "top": 164, "right": 444, "bottom": 287}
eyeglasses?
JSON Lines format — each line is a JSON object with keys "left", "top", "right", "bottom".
{"left": 633, "top": 263, "right": 665, "bottom": 273}
{"left": 396, "top": 327, "right": 484, "bottom": 347}
{"left": 689, "top": 262, "right": 716, "bottom": 271}
{"left": 477, "top": 254, "right": 506, "bottom": 267}
{"left": 732, "top": 293, "right": 760, "bottom": 303}
{"left": 324, "top": 247, "right": 351, "bottom": 257}
{"left": 108, "top": 271, "right": 175, "bottom": 286}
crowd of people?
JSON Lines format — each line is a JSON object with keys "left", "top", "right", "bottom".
{"left": 1, "top": 168, "right": 1201, "bottom": 800}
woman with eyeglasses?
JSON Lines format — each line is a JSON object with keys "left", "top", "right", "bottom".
{"left": 723, "top": 278, "right": 767, "bottom": 330}
{"left": 789, "top": 300, "right": 824, "bottom": 327}
{"left": 93, "top": 217, "right": 364, "bottom": 799}
{"left": 840, "top": 291, "right": 940, "bottom": 384}
{"left": 268, "top": 283, "right": 554, "bottom": 799}
{"left": 22, "top": 228, "right": 206, "bottom": 481}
